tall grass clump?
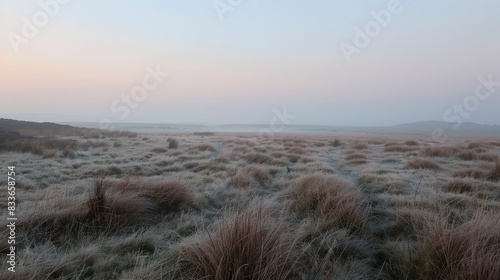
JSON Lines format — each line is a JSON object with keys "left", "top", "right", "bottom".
{"left": 406, "top": 159, "right": 440, "bottom": 170}
{"left": 1, "top": 138, "right": 78, "bottom": 158}
{"left": 489, "top": 158, "right": 500, "bottom": 180}
{"left": 405, "top": 140, "right": 419, "bottom": 146}
{"left": 444, "top": 179, "right": 474, "bottom": 193}
{"left": 291, "top": 174, "right": 365, "bottom": 234}
{"left": 422, "top": 146, "right": 453, "bottom": 157}
{"left": 109, "top": 179, "right": 195, "bottom": 213}
{"left": 151, "top": 147, "right": 168, "bottom": 153}
{"left": 457, "top": 150, "right": 478, "bottom": 161}
{"left": 245, "top": 153, "right": 274, "bottom": 164}
{"left": 352, "top": 143, "right": 368, "bottom": 150}
{"left": 331, "top": 138, "right": 342, "bottom": 147}
{"left": 188, "top": 144, "right": 216, "bottom": 153}
{"left": 417, "top": 212, "right": 500, "bottom": 280}
{"left": 385, "top": 145, "right": 416, "bottom": 153}
{"left": 168, "top": 137, "right": 179, "bottom": 149}
{"left": 172, "top": 206, "right": 294, "bottom": 280}
{"left": 22, "top": 179, "right": 194, "bottom": 241}
{"left": 453, "top": 168, "right": 484, "bottom": 179}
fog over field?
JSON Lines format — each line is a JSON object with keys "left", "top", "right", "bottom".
{"left": 1, "top": 1, "right": 500, "bottom": 279}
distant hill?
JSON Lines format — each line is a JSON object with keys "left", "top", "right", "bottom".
{"left": 0, "top": 119, "right": 136, "bottom": 138}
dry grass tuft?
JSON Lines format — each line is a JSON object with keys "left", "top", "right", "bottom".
{"left": 422, "top": 146, "right": 453, "bottom": 157}
{"left": 246, "top": 153, "right": 274, "bottom": 164}
{"left": 168, "top": 137, "right": 179, "bottom": 149}
{"left": 288, "top": 145, "right": 305, "bottom": 154}
{"left": 147, "top": 181, "right": 194, "bottom": 211}
{"left": 113, "top": 140, "right": 122, "bottom": 148}
{"left": 467, "top": 142, "right": 482, "bottom": 149}
{"left": 457, "top": 150, "right": 478, "bottom": 161}
{"left": 291, "top": 174, "right": 365, "bottom": 233}
{"left": 188, "top": 144, "right": 216, "bottom": 153}
{"left": 229, "top": 165, "right": 271, "bottom": 188}
{"left": 453, "top": 168, "right": 484, "bottom": 179}
{"left": 1, "top": 138, "right": 78, "bottom": 158}
{"left": 417, "top": 212, "right": 500, "bottom": 280}
{"left": 331, "top": 138, "right": 342, "bottom": 147}
{"left": 385, "top": 142, "right": 400, "bottom": 147}
{"left": 352, "top": 143, "right": 368, "bottom": 150}
{"left": 87, "top": 178, "right": 107, "bottom": 220}
{"left": 385, "top": 145, "right": 416, "bottom": 153}
{"left": 345, "top": 153, "right": 366, "bottom": 161}
{"left": 405, "top": 140, "right": 419, "bottom": 146}
{"left": 347, "top": 159, "right": 368, "bottom": 165}
{"left": 478, "top": 153, "right": 498, "bottom": 162}
{"left": 444, "top": 179, "right": 474, "bottom": 193}
{"left": 173, "top": 206, "right": 293, "bottom": 280}
{"left": 406, "top": 159, "right": 440, "bottom": 170}
{"left": 489, "top": 158, "right": 500, "bottom": 181}
{"left": 151, "top": 147, "right": 168, "bottom": 153}
{"left": 229, "top": 173, "right": 253, "bottom": 188}
{"left": 111, "top": 179, "right": 195, "bottom": 212}
{"left": 24, "top": 179, "right": 195, "bottom": 240}
{"left": 489, "top": 141, "right": 500, "bottom": 147}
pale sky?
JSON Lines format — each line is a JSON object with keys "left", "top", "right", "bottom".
{"left": 1, "top": 0, "right": 499, "bottom": 126}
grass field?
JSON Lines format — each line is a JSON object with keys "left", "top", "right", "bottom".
{"left": 1, "top": 132, "right": 499, "bottom": 279}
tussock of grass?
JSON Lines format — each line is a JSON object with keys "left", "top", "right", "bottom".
{"left": 444, "top": 179, "right": 474, "bottom": 193}
{"left": 345, "top": 153, "right": 366, "bottom": 161}
{"left": 423, "top": 146, "right": 453, "bottom": 157}
{"left": 489, "top": 158, "right": 500, "bottom": 180}
{"left": 405, "top": 140, "right": 419, "bottom": 146}
{"left": 406, "top": 159, "right": 440, "bottom": 170}
{"left": 82, "top": 140, "right": 108, "bottom": 149}
{"left": 22, "top": 179, "right": 194, "bottom": 240}
{"left": 457, "top": 150, "right": 478, "bottom": 161}
{"left": 489, "top": 141, "right": 500, "bottom": 147}
{"left": 352, "top": 143, "right": 368, "bottom": 150}
{"left": 291, "top": 174, "right": 365, "bottom": 234}
{"left": 417, "top": 212, "right": 500, "bottom": 280}
{"left": 347, "top": 159, "right": 368, "bottom": 165}
{"left": 467, "top": 142, "right": 482, "bottom": 149}
{"left": 246, "top": 153, "right": 274, "bottom": 164}
{"left": 1, "top": 138, "right": 78, "bottom": 158}
{"left": 453, "top": 168, "right": 484, "bottom": 179}
{"left": 168, "top": 137, "right": 179, "bottom": 149}
{"left": 479, "top": 153, "right": 498, "bottom": 162}
{"left": 88, "top": 178, "right": 107, "bottom": 220}
{"left": 188, "top": 144, "right": 215, "bottom": 153}
{"left": 331, "top": 138, "right": 342, "bottom": 147}
{"left": 172, "top": 206, "right": 294, "bottom": 280}
{"left": 113, "top": 140, "right": 122, "bottom": 148}
{"left": 151, "top": 147, "right": 168, "bottom": 153}
{"left": 385, "top": 145, "right": 416, "bottom": 153}
{"left": 42, "top": 149, "right": 58, "bottom": 158}
{"left": 229, "top": 167, "right": 270, "bottom": 188}
{"left": 288, "top": 145, "right": 305, "bottom": 154}
{"left": 312, "top": 141, "right": 326, "bottom": 147}
{"left": 229, "top": 173, "right": 253, "bottom": 188}
{"left": 111, "top": 179, "right": 195, "bottom": 212}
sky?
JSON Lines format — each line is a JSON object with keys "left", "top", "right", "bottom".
{"left": 1, "top": 0, "right": 499, "bottom": 126}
